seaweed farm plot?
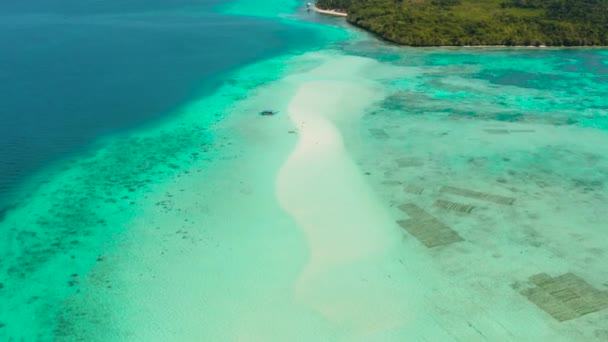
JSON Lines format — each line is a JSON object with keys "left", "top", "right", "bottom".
{"left": 433, "top": 199, "right": 475, "bottom": 214}
{"left": 484, "top": 128, "right": 536, "bottom": 134}
{"left": 395, "top": 157, "right": 423, "bottom": 168}
{"left": 403, "top": 184, "right": 424, "bottom": 195}
{"left": 397, "top": 203, "right": 464, "bottom": 248}
{"left": 369, "top": 128, "right": 390, "bottom": 140}
{"left": 514, "top": 273, "right": 608, "bottom": 322}
{"left": 440, "top": 186, "right": 515, "bottom": 206}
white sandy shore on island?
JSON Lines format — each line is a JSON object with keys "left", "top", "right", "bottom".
{"left": 313, "top": 6, "right": 348, "bottom": 17}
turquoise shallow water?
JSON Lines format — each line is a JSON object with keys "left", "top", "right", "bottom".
{"left": 0, "top": 0, "right": 339, "bottom": 338}
{"left": 1, "top": 0, "right": 608, "bottom": 340}
{"left": 339, "top": 40, "right": 608, "bottom": 340}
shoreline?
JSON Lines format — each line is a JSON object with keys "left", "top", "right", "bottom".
{"left": 346, "top": 20, "right": 608, "bottom": 48}
{"left": 313, "top": 6, "right": 347, "bottom": 17}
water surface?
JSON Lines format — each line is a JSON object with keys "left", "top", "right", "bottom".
{"left": 0, "top": 0, "right": 321, "bottom": 208}
{"left": 1, "top": 0, "right": 607, "bottom": 340}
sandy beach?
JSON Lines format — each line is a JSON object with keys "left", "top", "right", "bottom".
{"left": 313, "top": 6, "right": 348, "bottom": 17}
{"left": 276, "top": 57, "right": 412, "bottom": 335}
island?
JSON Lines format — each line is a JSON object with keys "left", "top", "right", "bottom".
{"left": 315, "top": 0, "right": 608, "bottom": 46}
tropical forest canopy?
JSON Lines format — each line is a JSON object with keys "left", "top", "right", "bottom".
{"left": 316, "top": 0, "right": 608, "bottom": 46}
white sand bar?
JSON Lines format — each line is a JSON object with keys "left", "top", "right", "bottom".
{"left": 276, "top": 57, "right": 413, "bottom": 334}
{"left": 313, "top": 6, "right": 348, "bottom": 17}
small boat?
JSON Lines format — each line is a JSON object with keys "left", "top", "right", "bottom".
{"left": 306, "top": 2, "right": 312, "bottom": 7}
{"left": 260, "top": 109, "right": 279, "bottom": 116}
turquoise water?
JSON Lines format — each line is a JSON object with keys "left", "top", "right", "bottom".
{"left": 1, "top": 0, "right": 608, "bottom": 340}
{"left": 0, "top": 0, "right": 330, "bottom": 210}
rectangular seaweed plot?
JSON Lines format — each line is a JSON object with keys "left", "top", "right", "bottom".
{"left": 404, "top": 184, "right": 424, "bottom": 195}
{"left": 440, "top": 186, "right": 515, "bottom": 205}
{"left": 509, "top": 129, "right": 536, "bottom": 133}
{"left": 484, "top": 128, "right": 535, "bottom": 134}
{"left": 382, "top": 180, "right": 402, "bottom": 186}
{"left": 369, "top": 128, "right": 390, "bottom": 140}
{"left": 395, "top": 157, "right": 423, "bottom": 168}
{"left": 434, "top": 199, "right": 474, "bottom": 214}
{"left": 397, "top": 203, "right": 463, "bottom": 248}
{"left": 484, "top": 129, "right": 510, "bottom": 134}
{"left": 517, "top": 273, "right": 608, "bottom": 321}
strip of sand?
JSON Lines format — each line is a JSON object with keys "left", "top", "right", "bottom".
{"left": 275, "top": 58, "right": 414, "bottom": 335}
{"left": 313, "top": 6, "right": 348, "bottom": 17}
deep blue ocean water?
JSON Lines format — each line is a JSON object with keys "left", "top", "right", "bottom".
{"left": 0, "top": 0, "right": 318, "bottom": 208}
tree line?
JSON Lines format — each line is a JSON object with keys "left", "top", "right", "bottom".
{"left": 315, "top": 0, "right": 608, "bottom": 46}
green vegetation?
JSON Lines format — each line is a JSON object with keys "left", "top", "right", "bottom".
{"left": 316, "top": 0, "right": 608, "bottom": 46}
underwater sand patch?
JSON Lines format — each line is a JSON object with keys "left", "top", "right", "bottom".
{"left": 403, "top": 184, "right": 424, "bottom": 195}
{"left": 515, "top": 273, "right": 608, "bottom": 322}
{"left": 433, "top": 199, "right": 474, "bottom": 213}
{"left": 381, "top": 180, "right": 402, "bottom": 186}
{"left": 440, "top": 186, "right": 515, "bottom": 205}
{"left": 483, "top": 128, "right": 536, "bottom": 134}
{"left": 397, "top": 203, "right": 463, "bottom": 248}
{"left": 484, "top": 129, "right": 510, "bottom": 134}
{"left": 395, "top": 157, "right": 423, "bottom": 168}
{"left": 509, "top": 129, "right": 536, "bottom": 133}
{"left": 369, "top": 128, "right": 389, "bottom": 140}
